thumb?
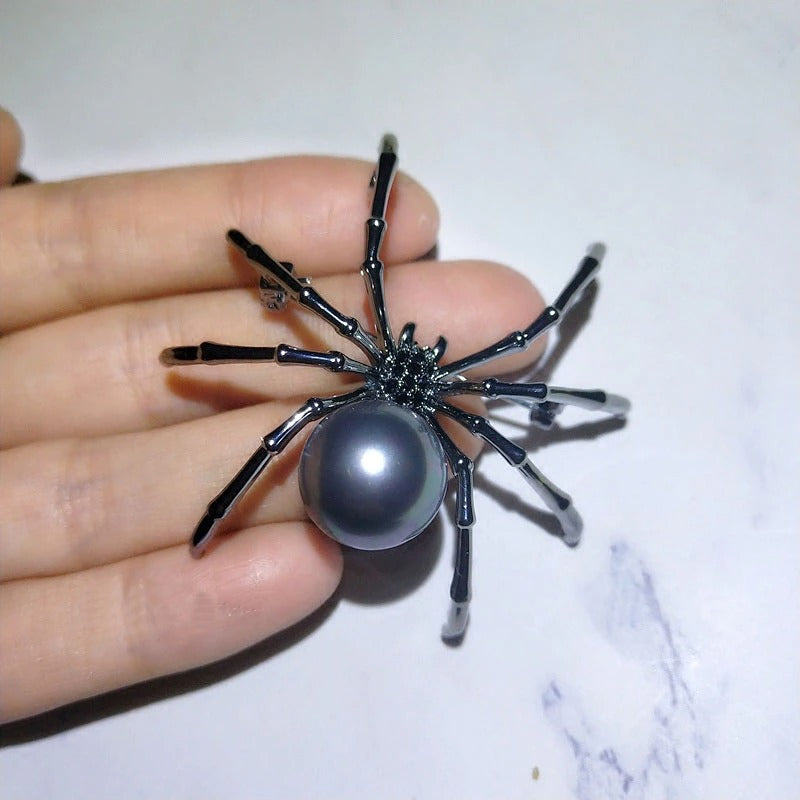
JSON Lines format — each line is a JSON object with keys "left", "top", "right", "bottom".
{"left": 0, "top": 108, "right": 26, "bottom": 187}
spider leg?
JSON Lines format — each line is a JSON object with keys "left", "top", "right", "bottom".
{"left": 436, "top": 245, "right": 604, "bottom": 379}
{"left": 190, "top": 386, "right": 369, "bottom": 555}
{"left": 161, "top": 343, "right": 279, "bottom": 364}
{"left": 428, "top": 417, "right": 474, "bottom": 641}
{"left": 511, "top": 385, "right": 629, "bottom": 430}
{"left": 160, "top": 341, "right": 370, "bottom": 376}
{"left": 437, "top": 379, "right": 630, "bottom": 416}
{"left": 362, "top": 134, "right": 399, "bottom": 354}
{"left": 397, "top": 321, "right": 447, "bottom": 363}
{"left": 431, "top": 336, "right": 447, "bottom": 362}
{"left": 398, "top": 322, "right": 416, "bottom": 346}
{"left": 397, "top": 321, "right": 447, "bottom": 361}
{"left": 227, "top": 229, "right": 381, "bottom": 362}
{"left": 436, "top": 402, "right": 582, "bottom": 545}
{"left": 258, "top": 260, "right": 310, "bottom": 311}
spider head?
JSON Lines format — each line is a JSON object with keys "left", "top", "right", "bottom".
{"left": 372, "top": 335, "right": 439, "bottom": 413}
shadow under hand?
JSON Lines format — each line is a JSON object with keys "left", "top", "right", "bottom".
{"left": 0, "top": 594, "right": 338, "bottom": 746}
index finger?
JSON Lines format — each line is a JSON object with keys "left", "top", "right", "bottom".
{"left": 0, "top": 156, "right": 439, "bottom": 333}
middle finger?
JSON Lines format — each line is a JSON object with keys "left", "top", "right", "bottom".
{"left": 1, "top": 260, "right": 542, "bottom": 447}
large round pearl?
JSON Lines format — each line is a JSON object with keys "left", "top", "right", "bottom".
{"left": 299, "top": 399, "right": 448, "bottom": 550}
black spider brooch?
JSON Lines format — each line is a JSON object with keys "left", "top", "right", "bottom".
{"left": 160, "top": 136, "right": 630, "bottom": 639}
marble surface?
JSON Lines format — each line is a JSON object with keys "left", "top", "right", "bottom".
{"left": 1, "top": 2, "right": 798, "bottom": 797}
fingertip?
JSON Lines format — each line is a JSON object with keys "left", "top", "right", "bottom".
{"left": 387, "top": 171, "right": 440, "bottom": 261}
{"left": 387, "top": 259, "right": 546, "bottom": 373}
{"left": 0, "top": 108, "right": 23, "bottom": 187}
{"left": 472, "top": 261, "right": 548, "bottom": 373}
{"left": 206, "top": 521, "right": 344, "bottom": 634}
{"left": 303, "top": 521, "right": 345, "bottom": 598}
{"left": 231, "top": 156, "right": 440, "bottom": 273}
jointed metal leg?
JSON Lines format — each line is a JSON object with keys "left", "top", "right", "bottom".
{"left": 514, "top": 385, "right": 629, "bottom": 430}
{"left": 160, "top": 341, "right": 370, "bottom": 377}
{"left": 535, "top": 386, "right": 630, "bottom": 415}
{"left": 161, "top": 343, "right": 280, "bottom": 365}
{"left": 398, "top": 322, "right": 447, "bottom": 362}
{"left": 227, "top": 229, "right": 381, "bottom": 362}
{"left": 436, "top": 246, "right": 603, "bottom": 379}
{"left": 437, "top": 378, "right": 630, "bottom": 416}
{"left": 362, "top": 134, "right": 399, "bottom": 354}
{"left": 398, "top": 322, "right": 415, "bottom": 346}
{"left": 435, "top": 401, "right": 582, "bottom": 544}
{"left": 258, "top": 260, "right": 310, "bottom": 311}
{"left": 190, "top": 387, "right": 369, "bottom": 555}
{"left": 428, "top": 417, "right": 475, "bottom": 640}
{"left": 431, "top": 336, "right": 447, "bottom": 362}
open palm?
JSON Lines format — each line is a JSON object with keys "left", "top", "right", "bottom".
{"left": 0, "top": 110, "right": 542, "bottom": 721}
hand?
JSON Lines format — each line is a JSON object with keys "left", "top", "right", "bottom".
{"left": 0, "top": 110, "right": 543, "bottom": 722}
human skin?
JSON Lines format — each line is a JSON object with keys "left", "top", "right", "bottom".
{"left": 0, "top": 110, "right": 544, "bottom": 722}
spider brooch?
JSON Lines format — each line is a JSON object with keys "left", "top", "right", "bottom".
{"left": 160, "top": 136, "right": 630, "bottom": 639}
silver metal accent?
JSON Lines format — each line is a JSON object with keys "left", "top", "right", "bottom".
{"left": 435, "top": 400, "right": 582, "bottom": 547}
{"left": 436, "top": 247, "right": 604, "bottom": 380}
{"left": 546, "top": 387, "right": 630, "bottom": 416}
{"left": 436, "top": 379, "right": 630, "bottom": 418}
{"left": 159, "top": 341, "right": 370, "bottom": 377}
{"left": 428, "top": 417, "right": 474, "bottom": 640}
{"left": 518, "top": 461, "right": 582, "bottom": 546}
{"left": 227, "top": 228, "right": 381, "bottom": 361}
{"left": 361, "top": 135, "right": 399, "bottom": 353}
{"left": 259, "top": 263, "right": 311, "bottom": 312}
{"left": 190, "top": 388, "right": 368, "bottom": 555}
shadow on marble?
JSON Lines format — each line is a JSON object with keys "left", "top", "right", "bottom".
{"left": 338, "top": 514, "right": 444, "bottom": 604}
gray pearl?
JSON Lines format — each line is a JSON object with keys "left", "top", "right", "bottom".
{"left": 299, "top": 399, "right": 448, "bottom": 550}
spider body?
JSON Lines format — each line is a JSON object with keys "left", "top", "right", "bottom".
{"left": 160, "top": 135, "right": 630, "bottom": 639}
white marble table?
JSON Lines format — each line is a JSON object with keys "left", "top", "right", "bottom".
{"left": 2, "top": 2, "right": 798, "bottom": 797}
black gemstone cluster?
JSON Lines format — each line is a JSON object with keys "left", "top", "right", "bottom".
{"left": 372, "top": 342, "right": 439, "bottom": 411}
